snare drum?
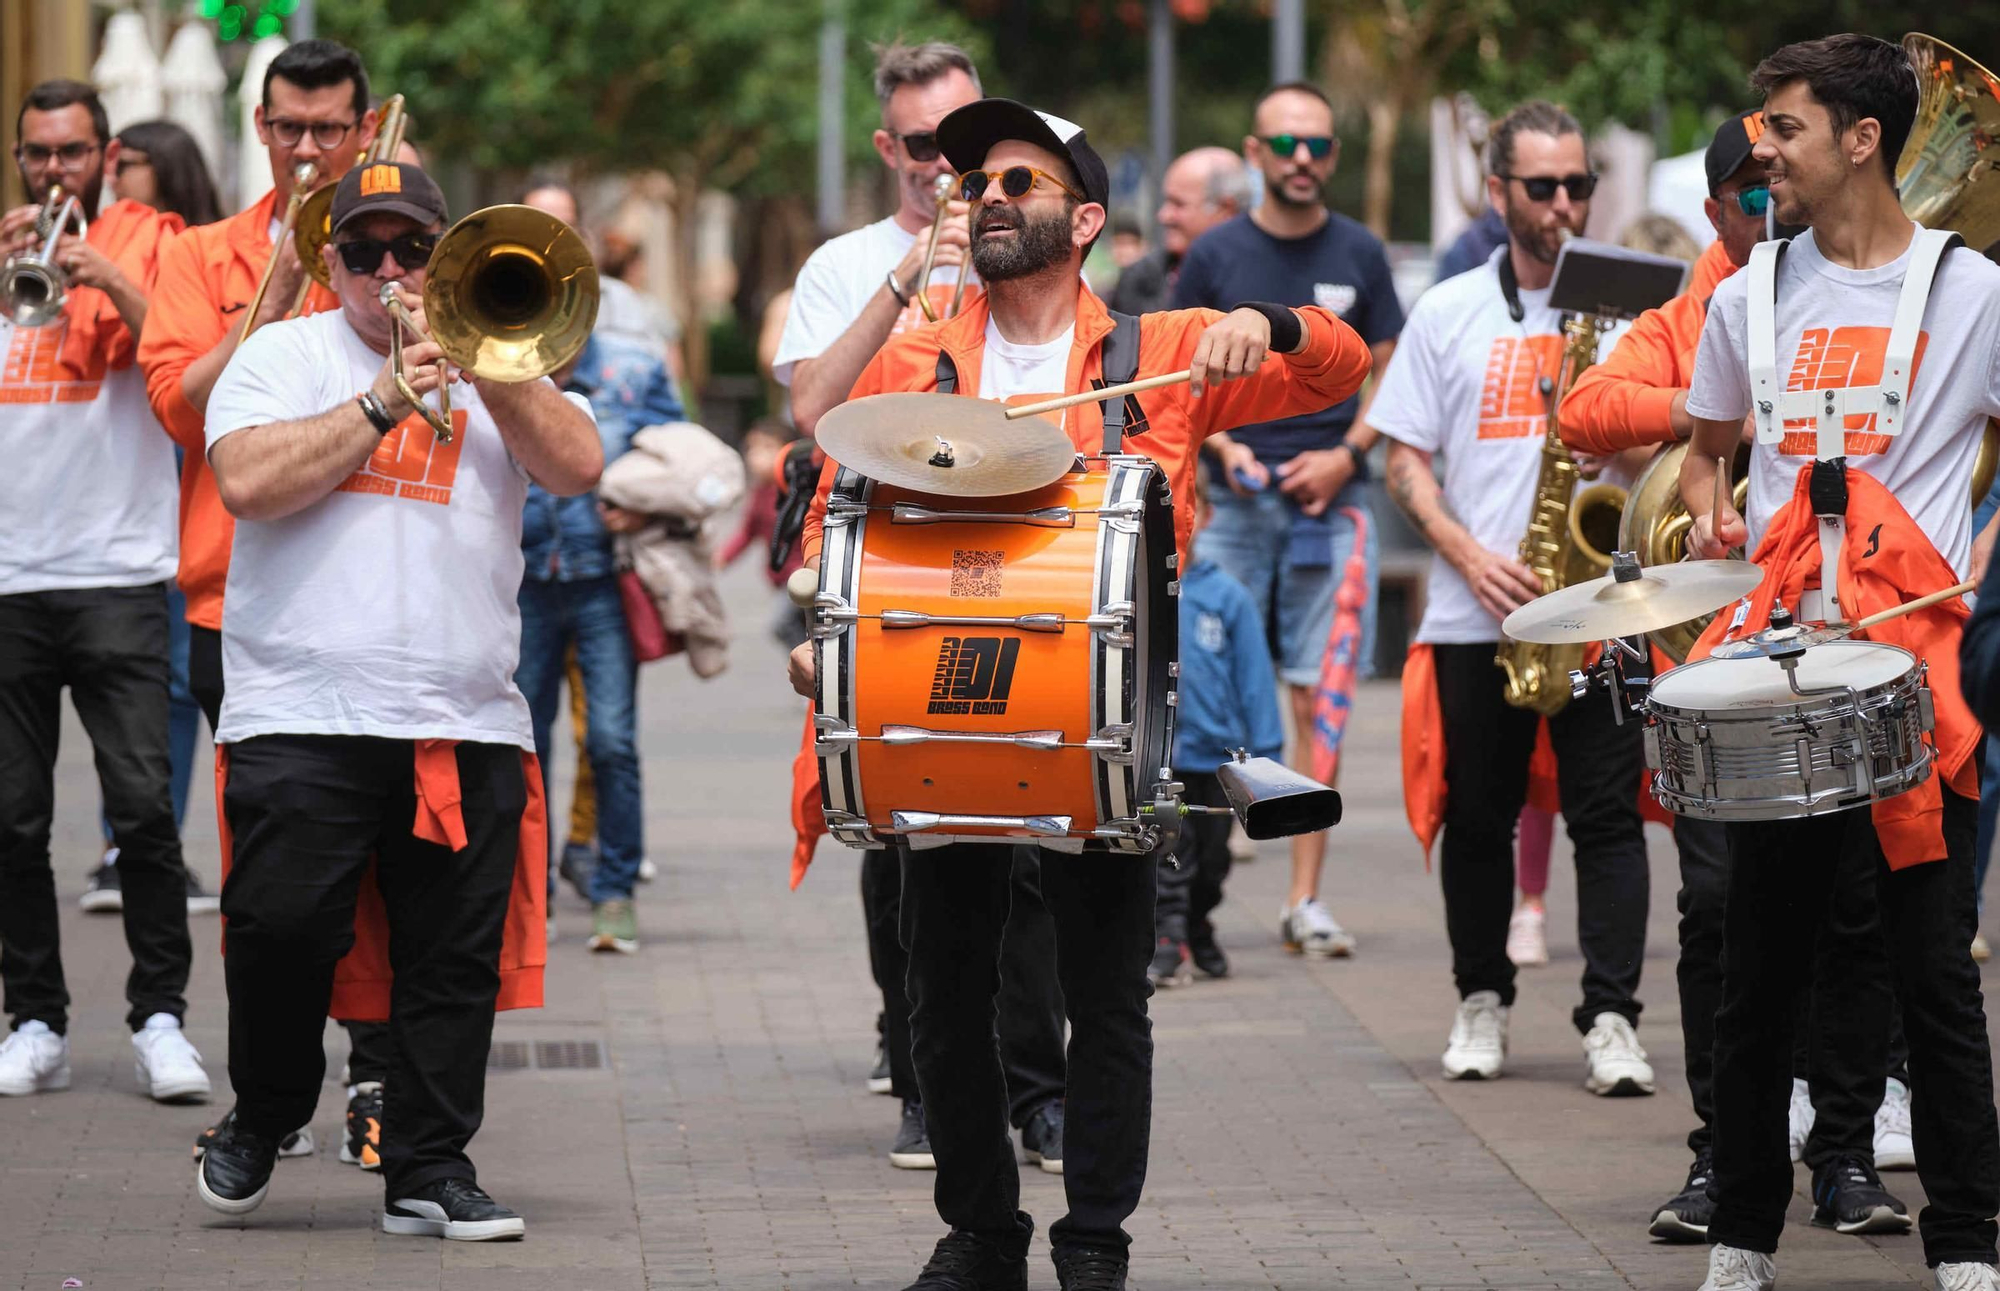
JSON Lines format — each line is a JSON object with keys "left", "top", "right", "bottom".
{"left": 1643, "top": 640, "right": 1935, "bottom": 821}
{"left": 812, "top": 455, "right": 1178, "bottom": 852}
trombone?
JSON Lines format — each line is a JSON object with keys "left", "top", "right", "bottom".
{"left": 239, "top": 162, "right": 321, "bottom": 342}
{"left": 3, "top": 184, "right": 88, "bottom": 328}
{"left": 379, "top": 203, "right": 600, "bottom": 444}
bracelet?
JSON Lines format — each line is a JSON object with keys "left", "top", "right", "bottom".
{"left": 355, "top": 390, "right": 397, "bottom": 435}
{"left": 1337, "top": 440, "right": 1371, "bottom": 484}
{"left": 1232, "top": 301, "right": 1304, "bottom": 355}
{"left": 885, "top": 268, "right": 911, "bottom": 309}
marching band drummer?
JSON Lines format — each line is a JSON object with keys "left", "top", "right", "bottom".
{"left": 786, "top": 98, "right": 1371, "bottom": 1291}
{"left": 1680, "top": 34, "right": 2000, "bottom": 1291}
{"left": 1560, "top": 109, "right": 1914, "bottom": 1244}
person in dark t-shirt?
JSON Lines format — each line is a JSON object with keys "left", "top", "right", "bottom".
{"left": 1171, "top": 80, "right": 1403, "bottom": 962}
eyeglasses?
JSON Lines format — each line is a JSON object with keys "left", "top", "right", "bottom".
{"left": 334, "top": 231, "right": 439, "bottom": 276}
{"left": 16, "top": 141, "right": 99, "bottom": 171}
{"left": 1732, "top": 184, "right": 1771, "bottom": 218}
{"left": 958, "top": 166, "right": 1086, "bottom": 203}
{"left": 1259, "top": 134, "right": 1336, "bottom": 160}
{"left": 1500, "top": 172, "right": 1599, "bottom": 202}
{"left": 266, "top": 117, "right": 357, "bottom": 149}
{"left": 892, "top": 131, "right": 941, "bottom": 163}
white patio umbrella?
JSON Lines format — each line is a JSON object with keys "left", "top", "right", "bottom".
{"left": 235, "top": 35, "right": 287, "bottom": 209}
{"left": 92, "top": 11, "right": 164, "bottom": 134}
{"left": 161, "top": 19, "right": 228, "bottom": 186}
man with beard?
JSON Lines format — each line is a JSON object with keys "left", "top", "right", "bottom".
{"left": 787, "top": 97, "right": 1373, "bottom": 1291}
{"left": 1171, "top": 82, "right": 1404, "bottom": 964}
{"left": 1106, "top": 146, "right": 1247, "bottom": 316}
{"left": 773, "top": 40, "right": 1068, "bottom": 1178}
{"left": 1374, "top": 100, "right": 1655, "bottom": 1095}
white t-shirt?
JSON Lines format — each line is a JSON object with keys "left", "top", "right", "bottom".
{"left": 772, "top": 214, "right": 973, "bottom": 387}
{"left": 0, "top": 314, "right": 177, "bottom": 594}
{"left": 1686, "top": 225, "right": 2000, "bottom": 575}
{"left": 978, "top": 320, "right": 1073, "bottom": 403}
{"left": 1369, "top": 249, "right": 1626, "bottom": 643}
{"left": 205, "top": 310, "right": 594, "bottom": 749}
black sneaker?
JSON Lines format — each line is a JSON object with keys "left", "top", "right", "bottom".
{"left": 194, "top": 1108, "right": 314, "bottom": 1161}
{"left": 194, "top": 1115, "right": 279, "bottom": 1215}
{"left": 1147, "top": 937, "right": 1192, "bottom": 988}
{"left": 80, "top": 853, "right": 122, "bottom": 913}
{"left": 185, "top": 868, "right": 221, "bottom": 915}
{"left": 869, "top": 1038, "right": 894, "bottom": 1095}
{"left": 1810, "top": 1154, "right": 1912, "bottom": 1235}
{"left": 1189, "top": 931, "right": 1229, "bottom": 979}
{"left": 901, "top": 1229, "right": 1029, "bottom": 1291}
{"left": 1053, "top": 1242, "right": 1129, "bottom": 1290}
{"left": 340, "top": 1082, "right": 383, "bottom": 1170}
{"left": 1021, "top": 1099, "right": 1063, "bottom": 1175}
{"left": 1647, "top": 1148, "right": 1715, "bottom": 1242}
{"left": 891, "top": 1098, "right": 935, "bottom": 1169}
{"left": 558, "top": 841, "right": 596, "bottom": 902}
{"left": 382, "top": 1177, "right": 525, "bottom": 1241}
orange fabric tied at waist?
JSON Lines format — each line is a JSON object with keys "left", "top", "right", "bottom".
{"left": 790, "top": 705, "right": 826, "bottom": 889}
{"left": 1689, "top": 465, "right": 1978, "bottom": 869}
{"left": 413, "top": 739, "right": 470, "bottom": 851}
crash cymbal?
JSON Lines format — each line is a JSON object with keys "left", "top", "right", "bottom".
{"left": 1709, "top": 624, "right": 1852, "bottom": 660}
{"left": 1502, "top": 560, "right": 1764, "bottom": 644}
{"left": 815, "top": 393, "right": 1078, "bottom": 497}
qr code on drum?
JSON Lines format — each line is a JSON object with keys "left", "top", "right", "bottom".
{"left": 950, "top": 549, "right": 1004, "bottom": 598}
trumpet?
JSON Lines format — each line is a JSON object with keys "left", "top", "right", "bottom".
{"left": 3, "top": 184, "right": 88, "bottom": 328}
{"left": 380, "top": 203, "right": 599, "bottom": 444}
{"left": 913, "top": 174, "right": 953, "bottom": 322}
{"left": 239, "top": 162, "right": 323, "bottom": 342}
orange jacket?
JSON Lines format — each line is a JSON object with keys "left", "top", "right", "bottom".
{"left": 214, "top": 743, "right": 548, "bottom": 1020}
{"left": 1689, "top": 467, "right": 1978, "bottom": 868}
{"left": 1561, "top": 239, "right": 1738, "bottom": 454}
{"left": 136, "top": 190, "right": 338, "bottom": 630}
{"left": 788, "top": 285, "right": 1374, "bottom": 883}
{"left": 38, "top": 198, "right": 184, "bottom": 380}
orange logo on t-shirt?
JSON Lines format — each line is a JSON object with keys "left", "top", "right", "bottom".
{"left": 358, "top": 164, "right": 402, "bottom": 196}
{"left": 0, "top": 318, "right": 104, "bottom": 404}
{"left": 335, "top": 409, "right": 467, "bottom": 505}
{"left": 1476, "top": 334, "right": 1562, "bottom": 439}
{"left": 1777, "top": 325, "right": 1928, "bottom": 457}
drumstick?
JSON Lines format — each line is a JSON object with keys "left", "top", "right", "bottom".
{"left": 1852, "top": 580, "right": 1977, "bottom": 630}
{"left": 1002, "top": 370, "right": 1193, "bottom": 421}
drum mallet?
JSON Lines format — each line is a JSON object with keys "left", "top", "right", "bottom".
{"left": 787, "top": 565, "right": 820, "bottom": 609}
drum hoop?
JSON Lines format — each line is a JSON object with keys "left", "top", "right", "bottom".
{"left": 1650, "top": 643, "right": 1919, "bottom": 721}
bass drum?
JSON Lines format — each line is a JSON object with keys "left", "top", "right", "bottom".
{"left": 811, "top": 455, "right": 1179, "bottom": 853}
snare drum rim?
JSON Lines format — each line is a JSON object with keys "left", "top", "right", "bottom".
{"left": 1646, "top": 642, "right": 1920, "bottom": 724}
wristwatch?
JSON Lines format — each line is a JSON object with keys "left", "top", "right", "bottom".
{"left": 1336, "top": 440, "right": 1371, "bottom": 484}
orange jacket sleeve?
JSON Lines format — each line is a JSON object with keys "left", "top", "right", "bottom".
{"left": 137, "top": 228, "right": 223, "bottom": 454}
{"left": 1559, "top": 299, "right": 1687, "bottom": 454}
{"left": 1182, "top": 305, "right": 1374, "bottom": 440}
{"left": 800, "top": 344, "right": 894, "bottom": 564}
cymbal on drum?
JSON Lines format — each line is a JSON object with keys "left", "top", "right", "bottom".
{"left": 1502, "top": 560, "right": 1764, "bottom": 645}
{"left": 815, "top": 393, "right": 1079, "bottom": 497}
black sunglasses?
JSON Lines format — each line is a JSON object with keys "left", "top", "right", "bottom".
{"left": 335, "top": 231, "right": 439, "bottom": 276}
{"left": 1501, "top": 172, "right": 1599, "bottom": 202}
{"left": 1260, "top": 134, "right": 1335, "bottom": 159}
{"left": 893, "top": 131, "right": 941, "bottom": 162}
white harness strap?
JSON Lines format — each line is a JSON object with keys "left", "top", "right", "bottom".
{"left": 1750, "top": 227, "right": 1960, "bottom": 620}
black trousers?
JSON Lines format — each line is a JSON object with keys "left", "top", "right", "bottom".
{"left": 901, "top": 841, "right": 1154, "bottom": 1252}
{"left": 190, "top": 624, "right": 395, "bottom": 1083}
{"left": 1709, "top": 790, "right": 2000, "bottom": 1264}
{"left": 0, "top": 585, "right": 190, "bottom": 1034}
{"left": 1433, "top": 643, "right": 1650, "bottom": 1031}
{"left": 221, "top": 734, "right": 523, "bottom": 1197}
{"left": 864, "top": 846, "right": 1066, "bottom": 1120}
{"left": 1157, "top": 771, "right": 1232, "bottom": 940}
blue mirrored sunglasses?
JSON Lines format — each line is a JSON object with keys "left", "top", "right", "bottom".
{"left": 1734, "top": 185, "right": 1771, "bottom": 218}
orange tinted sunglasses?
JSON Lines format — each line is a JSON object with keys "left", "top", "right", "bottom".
{"left": 957, "top": 166, "right": 1087, "bottom": 203}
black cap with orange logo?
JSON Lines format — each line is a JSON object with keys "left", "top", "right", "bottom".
{"left": 1705, "top": 109, "right": 1766, "bottom": 197}
{"left": 329, "top": 161, "right": 449, "bottom": 236}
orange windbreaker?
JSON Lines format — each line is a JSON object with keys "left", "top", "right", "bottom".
{"left": 136, "top": 190, "right": 337, "bottom": 630}
{"left": 1561, "top": 239, "right": 1738, "bottom": 454}
{"left": 1688, "top": 467, "right": 1979, "bottom": 869}
{"left": 40, "top": 198, "right": 184, "bottom": 379}
{"left": 786, "top": 285, "right": 1374, "bottom": 885}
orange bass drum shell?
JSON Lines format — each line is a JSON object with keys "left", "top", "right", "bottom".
{"left": 811, "top": 456, "right": 1179, "bottom": 853}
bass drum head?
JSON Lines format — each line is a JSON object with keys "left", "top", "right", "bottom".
{"left": 1125, "top": 462, "right": 1177, "bottom": 819}
{"left": 1652, "top": 639, "right": 1917, "bottom": 710}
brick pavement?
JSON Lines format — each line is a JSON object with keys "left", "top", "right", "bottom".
{"left": 0, "top": 563, "right": 1984, "bottom": 1289}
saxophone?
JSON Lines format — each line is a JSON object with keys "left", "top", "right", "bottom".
{"left": 1496, "top": 312, "right": 1627, "bottom": 715}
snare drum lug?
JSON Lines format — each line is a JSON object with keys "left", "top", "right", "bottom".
{"left": 1918, "top": 686, "right": 1936, "bottom": 733}
{"left": 1642, "top": 725, "right": 1661, "bottom": 772}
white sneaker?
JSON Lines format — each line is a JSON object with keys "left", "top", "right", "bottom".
{"left": 1787, "top": 1077, "right": 1814, "bottom": 1164}
{"left": 637, "top": 856, "right": 659, "bottom": 883}
{"left": 0, "top": 1021, "right": 70, "bottom": 1096}
{"left": 1974, "top": 932, "right": 1992, "bottom": 963}
{"left": 132, "top": 1013, "right": 211, "bottom": 1103}
{"left": 1698, "top": 1244, "right": 1776, "bottom": 1291}
{"left": 1506, "top": 904, "right": 1548, "bottom": 966}
{"left": 1442, "top": 990, "right": 1508, "bottom": 1080}
{"left": 1279, "top": 897, "right": 1355, "bottom": 958}
{"left": 1582, "top": 1012, "right": 1655, "bottom": 1096}
{"left": 1937, "top": 1263, "right": 2000, "bottom": 1290}
{"left": 1876, "top": 1076, "right": 1916, "bottom": 1171}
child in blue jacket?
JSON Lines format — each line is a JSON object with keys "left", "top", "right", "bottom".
{"left": 1153, "top": 473, "right": 1286, "bottom": 986}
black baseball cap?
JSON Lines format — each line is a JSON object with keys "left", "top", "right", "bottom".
{"left": 329, "top": 160, "right": 448, "bottom": 236}
{"left": 937, "top": 98, "right": 1111, "bottom": 208}
{"left": 1705, "top": 109, "right": 1766, "bottom": 196}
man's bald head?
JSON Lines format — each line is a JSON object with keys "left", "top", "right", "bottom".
{"left": 1158, "top": 146, "right": 1250, "bottom": 258}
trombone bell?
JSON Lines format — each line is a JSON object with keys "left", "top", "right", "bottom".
{"left": 424, "top": 204, "right": 598, "bottom": 384}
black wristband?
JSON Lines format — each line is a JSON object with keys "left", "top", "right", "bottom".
{"left": 1338, "top": 440, "right": 1371, "bottom": 484}
{"left": 1233, "top": 301, "right": 1304, "bottom": 355}
{"left": 356, "top": 391, "right": 397, "bottom": 435}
